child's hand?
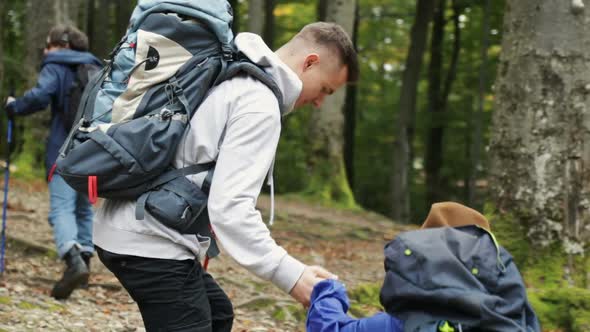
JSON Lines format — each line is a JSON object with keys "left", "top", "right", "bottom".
{"left": 290, "top": 265, "right": 338, "bottom": 306}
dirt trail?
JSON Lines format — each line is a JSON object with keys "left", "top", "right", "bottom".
{"left": 0, "top": 179, "right": 411, "bottom": 331}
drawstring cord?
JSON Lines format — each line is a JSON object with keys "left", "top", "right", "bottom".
{"left": 267, "top": 158, "right": 275, "bottom": 226}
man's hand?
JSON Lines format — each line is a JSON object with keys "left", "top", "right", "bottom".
{"left": 5, "top": 96, "right": 15, "bottom": 106}
{"left": 289, "top": 265, "right": 338, "bottom": 307}
{"left": 5, "top": 96, "right": 15, "bottom": 118}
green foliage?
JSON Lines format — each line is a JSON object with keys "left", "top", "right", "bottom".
{"left": 528, "top": 288, "right": 590, "bottom": 332}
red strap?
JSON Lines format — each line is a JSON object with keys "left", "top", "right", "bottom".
{"left": 47, "top": 163, "right": 57, "bottom": 182}
{"left": 129, "top": 42, "right": 136, "bottom": 49}
{"left": 88, "top": 176, "right": 98, "bottom": 205}
{"left": 203, "top": 256, "right": 210, "bottom": 271}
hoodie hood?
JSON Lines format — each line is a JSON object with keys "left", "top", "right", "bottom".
{"left": 42, "top": 49, "right": 102, "bottom": 67}
{"left": 234, "top": 33, "right": 302, "bottom": 115}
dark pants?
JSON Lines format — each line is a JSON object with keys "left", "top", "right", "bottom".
{"left": 97, "top": 247, "right": 233, "bottom": 332}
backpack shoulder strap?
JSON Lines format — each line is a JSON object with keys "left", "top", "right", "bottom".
{"left": 220, "top": 58, "right": 285, "bottom": 115}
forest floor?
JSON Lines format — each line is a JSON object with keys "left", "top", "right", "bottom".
{"left": 0, "top": 178, "right": 414, "bottom": 332}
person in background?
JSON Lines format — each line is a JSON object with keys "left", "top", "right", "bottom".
{"left": 5, "top": 25, "right": 102, "bottom": 300}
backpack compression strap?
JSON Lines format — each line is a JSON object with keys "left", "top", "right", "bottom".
{"left": 134, "top": 162, "right": 216, "bottom": 221}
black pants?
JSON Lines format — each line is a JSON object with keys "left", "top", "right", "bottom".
{"left": 97, "top": 247, "right": 233, "bottom": 332}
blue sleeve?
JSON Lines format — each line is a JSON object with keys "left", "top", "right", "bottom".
{"left": 307, "top": 280, "right": 403, "bottom": 332}
{"left": 10, "top": 64, "right": 60, "bottom": 115}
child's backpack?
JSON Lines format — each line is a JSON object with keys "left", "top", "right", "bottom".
{"left": 64, "top": 63, "right": 102, "bottom": 132}
{"left": 55, "top": 0, "right": 282, "bottom": 258}
{"left": 379, "top": 225, "right": 541, "bottom": 332}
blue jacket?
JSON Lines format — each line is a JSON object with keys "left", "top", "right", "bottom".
{"left": 307, "top": 280, "right": 403, "bottom": 332}
{"left": 7, "top": 49, "right": 101, "bottom": 173}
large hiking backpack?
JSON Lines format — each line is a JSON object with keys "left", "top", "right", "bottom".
{"left": 55, "top": 1, "right": 282, "bottom": 251}
{"left": 64, "top": 63, "right": 102, "bottom": 132}
{"left": 379, "top": 225, "right": 541, "bottom": 332}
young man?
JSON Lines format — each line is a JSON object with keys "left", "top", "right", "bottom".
{"left": 5, "top": 25, "right": 102, "bottom": 299}
{"left": 95, "top": 22, "right": 359, "bottom": 331}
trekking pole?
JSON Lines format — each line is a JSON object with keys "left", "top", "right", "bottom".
{"left": 1, "top": 87, "right": 15, "bottom": 274}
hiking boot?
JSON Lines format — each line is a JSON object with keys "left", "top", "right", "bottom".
{"left": 51, "top": 246, "right": 89, "bottom": 300}
{"left": 79, "top": 252, "right": 93, "bottom": 289}
{"left": 80, "top": 251, "right": 92, "bottom": 289}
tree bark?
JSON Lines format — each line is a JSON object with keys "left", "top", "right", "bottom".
{"left": 88, "top": 0, "right": 111, "bottom": 60}
{"left": 247, "top": 0, "right": 265, "bottom": 36}
{"left": 306, "top": 0, "right": 357, "bottom": 207}
{"left": 490, "top": 0, "right": 590, "bottom": 284}
{"left": 425, "top": 0, "right": 462, "bottom": 207}
{"left": 16, "top": 0, "right": 65, "bottom": 175}
{"left": 424, "top": 0, "right": 446, "bottom": 207}
{"left": 228, "top": 0, "right": 240, "bottom": 35}
{"left": 114, "top": 0, "right": 135, "bottom": 43}
{"left": 391, "top": 0, "right": 435, "bottom": 222}
{"left": 344, "top": 4, "right": 360, "bottom": 191}
{"left": 247, "top": 0, "right": 275, "bottom": 47}
{"left": 263, "top": 0, "right": 275, "bottom": 49}
{"left": 468, "top": 0, "right": 490, "bottom": 207}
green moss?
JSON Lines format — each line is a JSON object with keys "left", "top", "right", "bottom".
{"left": 485, "top": 203, "right": 590, "bottom": 331}
{"left": 287, "top": 304, "right": 307, "bottom": 322}
{"left": 348, "top": 283, "right": 383, "bottom": 318}
{"left": 45, "top": 302, "right": 65, "bottom": 312}
{"left": 241, "top": 297, "right": 275, "bottom": 310}
{"left": 303, "top": 159, "right": 357, "bottom": 209}
{"left": 17, "top": 301, "right": 39, "bottom": 310}
{"left": 0, "top": 296, "right": 11, "bottom": 305}
{"left": 528, "top": 288, "right": 590, "bottom": 332}
{"left": 12, "top": 119, "right": 46, "bottom": 181}
{"left": 272, "top": 307, "right": 287, "bottom": 321}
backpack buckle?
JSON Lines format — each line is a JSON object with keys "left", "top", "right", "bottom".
{"left": 221, "top": 45, "right": 234, "bottom": 61}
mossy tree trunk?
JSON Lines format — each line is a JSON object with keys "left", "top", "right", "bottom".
{"left": 15, "top": 0, "right": 82, "bottom": 178}
{"left": 15, "top": 0, "right": 58, "bottom": 178}
{"left": 489, "top": 0, "right": 590, "bottom": 289}
{"left": 305, "top": 0, "right": 356, "bottom": 207}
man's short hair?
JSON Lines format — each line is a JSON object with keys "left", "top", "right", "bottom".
{"left": 296, "top": 22, "right": 359, "bottom": 83}
{"left": 48, "top": 25, "right": 89, "bottom": 52}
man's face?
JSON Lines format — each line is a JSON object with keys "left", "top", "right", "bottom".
{"left": 294, "top": 54, "right": 349, "bottom": 109}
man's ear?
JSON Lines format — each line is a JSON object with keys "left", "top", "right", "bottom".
{"left": 303, "top": 53, "right": 320, "bottom": 72}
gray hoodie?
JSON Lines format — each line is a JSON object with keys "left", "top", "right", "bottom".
{"left": 94, "top": 33, "right": 306, "bottom": 293}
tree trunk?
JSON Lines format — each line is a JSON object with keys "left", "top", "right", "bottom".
{"left": 424, "top": 0, "right": 446, "bottom": 207}
{"left": 247, "top": 0, "right": 265, "bottom": 36}
{"left": 228, "top": 0, "right": 240, "bottom": 35}
{"left": 306, "top": 0, "right": 357, "bottom": 207}
{"left": 468, "top": 0, "right": 490, "bottom": 208}
{"left": 391, "top": 0, "right": 435, "bottom": 222}
{"left": 88, "top": 0, "right": 111, "bottom": 60}
{"left": 263, "top": 0, "right": 275, "bottom": 49}
{"left": 490, "top": 0, "right": 590, "bottom": 287}
{"left": 247, "top": 0, "right": 275, "bottom": 47}
{"left": 344, "top": 4, "right": 360, "bottom": 191}
{"left": 15, "top": 0, "right": 66, "bottom": 176}
{"left": 425, "top": 0, "right": 462, "bottom": 207}
{"left": 114, "top": 0, "right": 134, "bottom": 42}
